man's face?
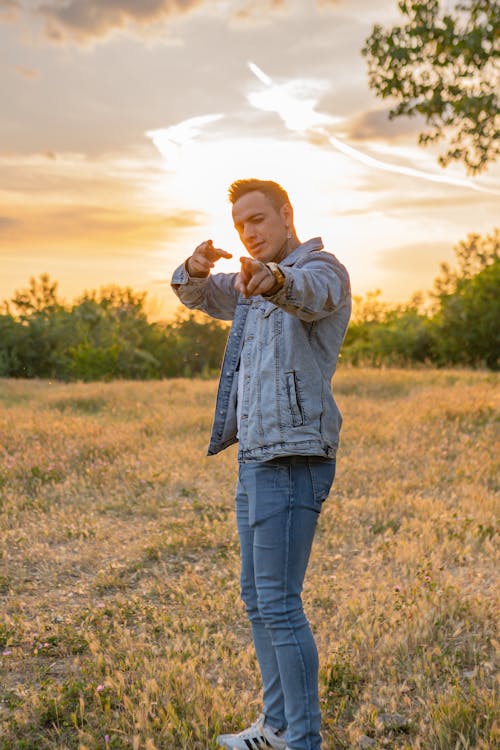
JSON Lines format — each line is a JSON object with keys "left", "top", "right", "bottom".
{"left": 232, "top": 190, "right": 291, "bottom": 263}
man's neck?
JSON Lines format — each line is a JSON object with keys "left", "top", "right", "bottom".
{"left": 274, "top": 235, "right": 300, "bottom": 263}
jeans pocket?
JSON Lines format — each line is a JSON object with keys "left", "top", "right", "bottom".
{"left": 307, "top": 459, "right": 336, "bottom": 511}
{"left": 240, "top": 461, "right": 290, "bottom": 526}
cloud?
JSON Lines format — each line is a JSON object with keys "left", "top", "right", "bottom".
{"left": 247, "top": 61, "right": 342, "bottom": 132}
{"left": 146, "top": 113, "right": 224, "bottom": 167}
{"left": 37, "top": 0, "right": 202, "bottom": 44}
{"left": 0, "top": 0, "right": 19, "bottom": 21}
{"left": 373, "top": 240, "right": 456, "bottom": 299}
{"left": 0, "top": 204, "right": 203, "bottom": 253}
{"left": 376, "top": 241, "right": 453, "bottom": 274}
{"left": 0, "top": 1, "right": 19, "bottom": 10}
{"left": 230, "top": 0, "right": 288, "bottom": 26}
{"left": 315, "top": 0, "right": 402, "bottom": 19}
{"left": 29, "top": 0, "right": 295, "bottom": 43}
{"left": 336, "top": 190, "right": 496, "bottom": 217}
{"left": 246, "top": 63, "right": 498, "bottom": 195}
{"left": 14, "top": 65, "right": 39, "bottom": 79}
{"left": 0, "top": 150, "right": 163, "bottom": 200}
{"left": 346, "top": 107, "right": 426, "bottom": 142}
{"left": 0, "top": 215, "right": 18, "bottom": 229}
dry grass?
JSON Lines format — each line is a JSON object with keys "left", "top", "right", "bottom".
{"left": 0, "top": 369, "right": 498, "bottom": 750}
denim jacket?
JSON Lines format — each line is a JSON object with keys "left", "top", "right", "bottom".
{"left": 171, "top": 237, "right": 351, "bottom": 462}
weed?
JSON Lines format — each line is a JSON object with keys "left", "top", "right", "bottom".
{"left": 0, "top": 370, "right": 497, "bottom": 748}
{"left": 428, "top": 685, "right": 500, "bottom": 749}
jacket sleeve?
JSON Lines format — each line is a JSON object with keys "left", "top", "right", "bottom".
{"left": 266, "top": 251, "right": 351, "bottom": 322}
{"left": 171, "top": 261, "right": 240, "bottom": 321}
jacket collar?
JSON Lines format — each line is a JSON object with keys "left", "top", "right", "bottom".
{"left": 280, "top": 237, "right": 324, "bottom": 267}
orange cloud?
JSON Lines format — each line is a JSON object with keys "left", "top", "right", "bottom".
{"left": 0, "top": 150, "right": 161, "bottom": 200}
{"left": 336, "top": 190, "right": 495, "bottom": 217}
{"left": 14, "top": 65, "right": 39, "bottom": 79}
{"left": 0, "top": 204, "right": 203, "bottom": 254}
{"left": 33, "top": 0, "right": 295, "bottom": 43}
{"left": 37, "top": 0, "right": 202, "bottom": 43}
{"left": 373, "top": 240, "right": 457, "bottom": 300}
{"left": 231, "top": 0, "right": 288, "bottom": 25}
{"left": 0, "top": 0, "right": 19, "bottom": 21}
{"left": 346, "top": 107, "right": 425, "bottom": 143}
{"left": 376, "top": 241, "right": 453, "bottom": 274}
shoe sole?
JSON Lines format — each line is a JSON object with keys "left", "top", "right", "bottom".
{"left": 217, "top": 740, "right": 281, "bottom": 750}
{"left": 217, "top": 740, "right": 283, "bottom": 750}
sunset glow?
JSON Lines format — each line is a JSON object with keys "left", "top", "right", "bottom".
{"left": 1, "top": 0, "right": 499, "bottom": 318}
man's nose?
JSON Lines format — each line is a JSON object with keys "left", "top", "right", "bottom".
{"left": 243, "top": 224, "right": 256, "bottom": 241}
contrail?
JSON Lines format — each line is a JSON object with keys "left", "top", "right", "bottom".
{"left": 325, "top": 132, "right": 498, "bottom": 194}
{"left": 247, "top": 61, "right": 340, "bottom": 132}
{"left": 146, "top": 113, "right": 224, "bottom": 164}
{"left": 247, "top": 61, "right": 500, "bottom": 196}
{"left": 248, "top": 62, "right": 273, "bottom": 87}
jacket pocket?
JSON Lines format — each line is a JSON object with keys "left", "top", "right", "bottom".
{"left": 261, "top": 302, "right": 282, "bottom": 344}
{"left": 286, "top": 371, "right": 304, "bottom": 427}
{"left": 262, "top": 302, "right": 279, "bottom": 318}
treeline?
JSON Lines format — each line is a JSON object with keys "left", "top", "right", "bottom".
{"left": 0, "top": 229, "right": 498, "bottom": 380}
{"left": 344, "top": 229, "right": 499, "bottom": 370}
{"left": 0, "top": 283, "right": 228, "bottom": 381}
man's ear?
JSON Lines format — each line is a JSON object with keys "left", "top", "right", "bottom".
{"left": 281, "top": 202, "right": 293, "bottom": 226}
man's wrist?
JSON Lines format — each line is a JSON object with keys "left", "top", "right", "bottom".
{"left": 186, "top": 257, "right": 209, "bottom": 278}
{"left": 263, "top": 262, "right": 286, "bottom": 296}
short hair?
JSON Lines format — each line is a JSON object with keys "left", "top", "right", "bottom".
{"left": 228, "top": 179, "right": 291, "bottom": 212}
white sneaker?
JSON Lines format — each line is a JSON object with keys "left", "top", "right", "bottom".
{"left": 216, "top": 713, "right": 286, "bottom": 750}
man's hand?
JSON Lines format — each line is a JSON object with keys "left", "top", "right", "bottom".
{"left": 186, "top": 240, "right": 232, "bottom": 278}
{"left": 235, "top": 257, "right": 277, "bottom": 298}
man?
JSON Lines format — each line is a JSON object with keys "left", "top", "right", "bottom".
{"left": 171, "top": 179, "right": 351, "bottom": 750}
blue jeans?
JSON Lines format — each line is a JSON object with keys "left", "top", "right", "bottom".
{"left": 236, "top": 456, "right": 336, "bottom": 750}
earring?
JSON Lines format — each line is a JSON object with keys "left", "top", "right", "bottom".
{"left": 286, "top": 226, "right": 292, "bottom": 240}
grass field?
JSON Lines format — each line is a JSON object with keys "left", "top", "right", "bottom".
{"left": 0, "top": 369, "right": 498, "bottom": 750}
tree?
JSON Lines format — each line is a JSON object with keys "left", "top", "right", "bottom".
{"left": 6, "top": 274, "right": 71, "bottom": 378}
{"left": 433, "top": 227, "right": 500, "bottom": 296}
{"left": 363, "top": 0, "right": 500, "bottom": 174}
{"left": 169, "top": 310, "right": 229, "bottom": 377}
{"left": 9, "top": 273, "right": 63, "bottom": 317}
{"left": 431, "top": 228, "right": 500, "bottom": 368}
{"left": 341, "top": 291, "right": 433, "bottom": 367}
{"left": 69, "top": 286, "right": 162, "bottom": 380}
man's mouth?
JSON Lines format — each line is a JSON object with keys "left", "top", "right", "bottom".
{"left": 250, "top": 241, "right": 264, "bottom": 253}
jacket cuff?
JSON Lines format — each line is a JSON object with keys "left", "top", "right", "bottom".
{"left": 171, "top": 260, "right": 210, "bottom": 287}
{"left": 262, "top": 268, "right": 290, "bottom": 304}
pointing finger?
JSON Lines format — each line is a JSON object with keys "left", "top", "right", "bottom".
{"left": 195, "top": 240, "right": 232, "bottom": 262}
{"left": 239, "top": 257, "right": 253, "bottom": 283}
{"left": 204, "top": 240, "right": 232, "bottom": 261}
{"left": 207, "top": 247, "right": 232, "bottom": 261}
{"left": 246, "top": 269, "right": 271, "bottom": 296}
{"left": 239, "top": 256, "right": 263, "bottom": 277}
{"left": 234, "top": 273, "right": 247, "bottom": 296}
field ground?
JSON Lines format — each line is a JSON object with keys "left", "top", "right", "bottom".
{"left": 0, "top": 369, "right": 498, "bottom": 749}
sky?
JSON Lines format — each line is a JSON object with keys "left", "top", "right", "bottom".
{"left": 1, "top": 0, "right": 499, "bottom": 319}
